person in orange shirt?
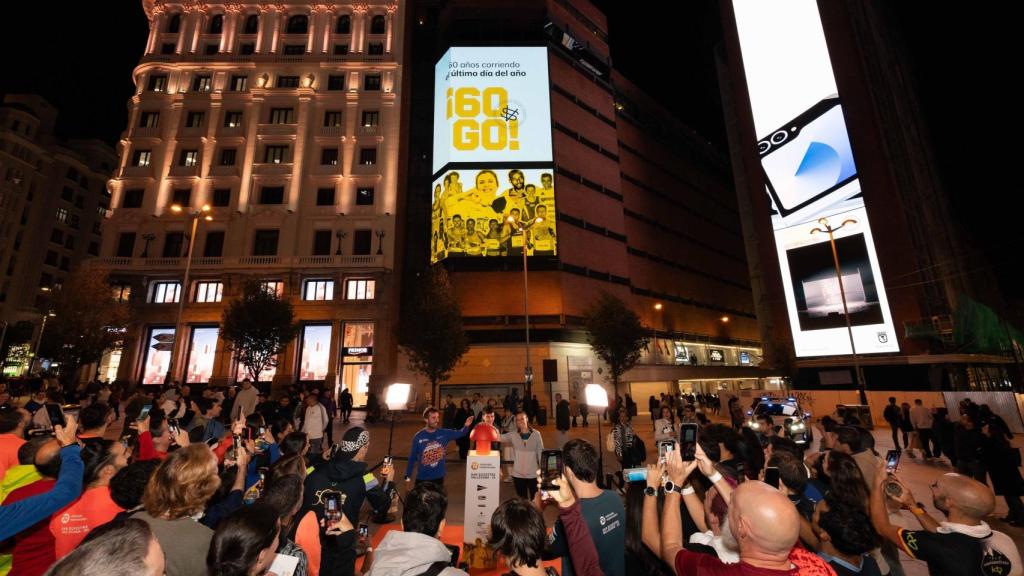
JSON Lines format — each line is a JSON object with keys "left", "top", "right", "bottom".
{"left": 0, "top": 408, "right": 30, "bottom": 481}
{"left": 50, "top": 438, "right": 129, "bottom": 560}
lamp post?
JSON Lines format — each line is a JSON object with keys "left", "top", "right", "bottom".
{"left": 652, "top": 303, "right": 663, "bottom": 364}
{"left": 140, "top": 233, "right": 156, "bottom": 258}
{"left": 165, "top": 204, "right": 211, "bottom": 385}
{"left": 810, "top": 217, "right": 867, "bottom": 405}
{"left": 585, "top": 384, "right": 610, "bottom": 487}
{"left": 509, "top": 215, "right": 543, "bottom": 399}
{"left": 31, "top": 311, "right": 56, "bottom": 374}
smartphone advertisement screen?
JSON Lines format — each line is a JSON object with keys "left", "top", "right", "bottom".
{"left": 732, "top": 0, "right": 899, "bottom": 357}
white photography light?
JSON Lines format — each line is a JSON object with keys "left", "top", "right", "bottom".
{"left": 386, "top": 383, "right": 411, "bottom": 411}
{"left": 584, "top": 384, "right": 608, "bottom": 408}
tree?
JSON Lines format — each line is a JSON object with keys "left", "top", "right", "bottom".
{"left": 37, "top": 268, "right": 130, "bottom": 386}
{"left": 221, "top": 281, "right": 299, "bottom": 386}
{"left": 398, "top": 267, "right": 469, "bottom": 401}
{"left": 583, "top": 292, "right": 649, "bottom": 395}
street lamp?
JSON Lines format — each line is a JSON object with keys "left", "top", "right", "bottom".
{"left": 31, "top": 311, "right": 57, "bottom": 374}
{"left": 385, "top": 383, "right": 411, "bottom": 456}
{"left": 585, "top": 384, "right": 610, "bottom": 487}
{"left": 165, "top": 204, "right": 212, "bottom": 385}
{"left": 508, "top": 215, "right": 543, "bottom": 400}
{"left": 810, "top": 217, "right": 867, "bottom": 405}
{"left": 652, "top": 303, "right": 663, "bottom": 364}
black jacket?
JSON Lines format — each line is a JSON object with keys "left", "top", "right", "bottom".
{"left": 300, "top": 458, "right": 390, "bottom": 576}
{"left": 556, "top": 400, "right": 571, "bottom": 431}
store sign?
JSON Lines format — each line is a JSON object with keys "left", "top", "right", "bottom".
{"left": 343, "top": 346, "right": 373, "bottom": 357}
{"left": 739, "top": 351, "right": 751, "bottom": 365}
{"left": 709, "top": 349, "right": 725, "bottom": 363}
{"left": 731, "top": 0, "right": 899, "bottom": 357}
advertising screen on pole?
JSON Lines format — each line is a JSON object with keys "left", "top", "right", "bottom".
{"left": 732, "top": 0, "right": 899, "bottom": 357}
{"left": 431, "top": 47, "right": 556, "bottom": 264}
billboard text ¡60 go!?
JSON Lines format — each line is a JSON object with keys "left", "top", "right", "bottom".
{"left": 447, "top": 87, "right": 519, "bottom": 151}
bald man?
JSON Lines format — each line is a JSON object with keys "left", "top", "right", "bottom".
{"left": 871, "top": 468, "right": 1021, "bottom": 576}
{"left": 658, "top": 449, "right": 833, "bottom": 575}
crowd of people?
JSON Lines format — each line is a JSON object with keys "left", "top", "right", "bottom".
{"left": 0, "top": 374, "right": 1020, "bottom": 576}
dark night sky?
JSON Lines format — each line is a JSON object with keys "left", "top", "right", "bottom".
{"left": 1, "top": 2, "right": 1018, "bottom": 308}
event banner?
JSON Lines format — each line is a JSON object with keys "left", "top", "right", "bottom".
{"left": 431, "top": 47, "right": 556, "bottom": 264}
{"left": 732, "top": 0, "right": 899, "bottom": 357}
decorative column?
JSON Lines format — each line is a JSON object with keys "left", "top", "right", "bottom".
{"left": 146, "top": 6, "right": 166, "bottom": 55}
{"left": 321, "top": 5, "right": 334, "bottom": 54}
{"left": 254, "top": 5, "right": 267, "bottom": 53}
{"left": 352, "top": 4, "right": 368, "bottom": 53}
{"left": 289, "top": 96, "right": 313, "bottom": 210}
{"left": 385, "top": 3, "right": 397, "bottom": 54}
{"left": 237, "top": 98, "right": 263, "bottom": 210}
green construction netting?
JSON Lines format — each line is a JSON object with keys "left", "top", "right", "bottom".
{"left": 954, "top": 294, "right": 1024, "bottom": 354}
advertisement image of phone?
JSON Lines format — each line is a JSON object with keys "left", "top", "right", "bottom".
{"left": 885, "top": 449, "right": 900, "bottom": 473}
{"left": 540, "top": 450, "right": 562, "bottom": 491}
{"left": 679, "top": 423, "right": 698, "bottom": 461}
{"left": 764, "top": 466, "right": 780, "bottom": 488}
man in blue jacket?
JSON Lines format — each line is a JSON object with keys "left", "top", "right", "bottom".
{"left": 405, "top": 407, "right": 474, "bottom": 487}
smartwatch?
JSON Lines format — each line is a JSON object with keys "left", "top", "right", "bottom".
{"left": 644, "top": 486, "right": 658, "bottom": 497}
{"left": 663, "top": 481, "right": 684, "bottom": 494}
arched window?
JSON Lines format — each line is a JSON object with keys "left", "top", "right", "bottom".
{"left": 287, "top": 14, "right": 309, "bottom": 34}
{"left": 244, "top": 14, "right": 260, "bottom": 34}
{"left": 370, "top": 15, "right": 386, "bottom": 34}
{"left": 167, "top": 13, "right": 181, "bottom": 33}
{"left": 335, "top": 15, "right": 351, "bottom": 34}
{"left": 209, "top": 14, "right": 224, "bottom": 34}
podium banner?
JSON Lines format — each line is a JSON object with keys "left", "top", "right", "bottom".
{"left": 463, "top": 450, "right": 500, "bottom": 569}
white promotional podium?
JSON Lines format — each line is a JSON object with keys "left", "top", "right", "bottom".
{"left": 462, "top": 446, "right": 500, "bottom": 569}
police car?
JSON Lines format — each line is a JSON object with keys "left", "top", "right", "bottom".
{"left": 746, "top": 396, "right": 813, "bottom": 445}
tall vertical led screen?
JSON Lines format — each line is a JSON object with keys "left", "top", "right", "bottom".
{"left": 732, "top": 0, "right": 899, "bottom": 356}
{"left": 431, "top": 47, "right": 557, "bottom": 263}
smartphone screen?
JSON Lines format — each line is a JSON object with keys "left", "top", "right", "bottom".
{"left": 679, "top": 424, "right": 698, "bottom": 461}
{"left": 357, "top": 523, "right": 369, "bottom": 538}
{"left": 45, "top": 404, "right": 66, "bottom": 429}
{"left": 624, "top": 467, "right": 648, "bottom": 482}
{"left": 540, "top": 450, "right": 562, "bottom": 490}
{"left": 324, "top": 493, "right": 341, "bottom": 523}
{"left": 137, "top": 404, "right": 152, "bottom": 421}
{"left": 658, "top": 440, "right": 676, "bottom": 463}
{"left": 884, "top": 449, "right": 900, "bottom": 473}
{"left": 205, "top": 437, "right": 220, "bottom": 447}
{"left": 168, "top": 418, "right": 180, "bottom": 436}
{"left": 764, "top": 466, "right": 780, "bottom": 488}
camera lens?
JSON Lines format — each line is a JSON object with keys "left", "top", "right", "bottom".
{"left": 770, "top": 130, "right": 788, "bottom": 145}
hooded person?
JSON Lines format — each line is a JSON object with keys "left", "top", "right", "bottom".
{"left": 366, "top": 483, "right": 468, "bottom": 576}
{"left": 299, "top": 427, "right": 394, "bottom": 576}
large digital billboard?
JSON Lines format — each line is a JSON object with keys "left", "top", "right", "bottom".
{"left": 732, "top": 0, "right": 899, "bottom": 357}
{"left": 431, "top": 47, "right": 556, "bottom": 264}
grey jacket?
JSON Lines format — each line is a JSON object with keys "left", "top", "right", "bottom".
{"left": 366, "top": 531, "right": 468, "bottom": 576}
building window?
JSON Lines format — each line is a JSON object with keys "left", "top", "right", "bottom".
{"left": 240, "top": 42, "right": 255, "bottom": 55}
{"left": 179, "top": 150, "right": 199, "bottom": 167}
{"left": 356, "top": 187, "right": 375, "bottom": 205}
{"left": 112, "top": 283, "right": 131, "bottom": 303}
{"left": 316, "top": 187, "right": 335, "bottom": 206}
{"left": 299, "top": 325, "right": 332, "bottom": 381}
{"left": 219, "top": 148, "right": 237, "bottom": 165}
{"left": 264, "top": 145, "right": 287, "bottom": 164}
{"left": 320, "top": 148, "right": 339, "bottom": 165}
{"left": 194, "top": 281, "right": 224, "bottom": 303}
{"left": 345, "top": 278, "right": 375, "bottom": 300}
{"left": 204, "top": 231, "right": 225, "bottom": 257}
{"left": 161, "top": 42, "right": 176, "bottom": 55}
{"left": 212, "top": 188, "right": 231, "bottom": 207}
{"left": 341, "top": 322, "right": 374, "bottom": 406}
{"left": 209, "top": 14, "right": 224, "bottom": 34}
{"left": 283, "top": 45, "right": 305, "bottom": 55}
{"left": 192, "top": 75, "right": 212, "bottom": 92}
{"left": 363, "top": 75, "right": 381, "bottom": 91}
{"left": 359, "top": 148, "right": 377, "bottom": 165}
{"left": 151, "top": 281, "right": 181, "bottom": 304}
{"left": 163, "top": 232, "right": 184, "bottom": 257}
{"left": 141, "top": 327, "right": 175, "bottom": 384}
{"left": 312, "top": 230, "right": 332, "bottom": 255}
{"left": 259, "top": 186, "right": 285, "bottom": 205}
{"left": 69, "top": 214, "right": 80, "bottom": 230}
{"left": 87, "top": 242, "right": 99, "bottom": 256}
{"left": 260, "top": 281, "right": 284, "bottom": 297}
{"left": 324, "top": 111, "right": 343, "bottom": 126}
{"left": 186, "top": 326, "right": 219, "bottom": 384}
{"left": 133, "top": 150, "right": 152, "bottom": 167}
{"left": 148, "top": 75, "right": 168, "bottom": 93}
{"left": 224, "top": 111, "right": 243, "bottom": 127}
{"left": 361, "top": 110, "right": 379, "bottom": 127}
{"left": 139, "top": 111, "right": 160, "bottom": 128}
{"left": 303, "top": 279, "right": 334, "bottom": 301}
{"left": 269, "top": 108, "right": 294, "bottom": 124}
{"left": 368, "top": 42, "right": 384, "bottom": 55}
{"left": 277, "top": 75, "right": 300, "bottom": 88}
{"left": 45, "top": 251, "right": 58, "bottom": 266}
{"left": 185, "top": 111, "right": 204, "bottom": 128}
{"left": 167, "top": 13, "right": 181, "bottom": 33}
{"left": 61, "top": 187, "right": 74, "bottom": 201}
{"left": 172, "top": 188, "right": 191, "bottom": 207}
{"left": 50, "top": 229, "right": 64, "bottom": 244}
{"left": 59, "top": 256, "right": 70, "bottom": 271}
{"left": 335, "top": 15, "right": 351, "bottom": 34}
{"left": 56, "top": 207, "right": 69, "bottom": 223}
{"left": 64, "top": 236, "right": 75, "bottom": 250}
{"left": 286, "top": 14, "right": 308, "bottom": 34}
{"left": 116, "top": 232, "right": 136, "bottom": 257}
{"left": 353, "top": 229, "right": 372, "bottom": 255}
{"left": 370, "top": 15, "right": 386, "bottom": 34}
{"left": 332, "top": 45, "right": 349, "bottom": 56}
{"left": 244, "top": 14, "right": 259, "bottom": 34}
{"left": 253, "top": 230, "right": 279, "bottom": 255}
{"left": 205, "top": 44, "right": 219, "bottom": 55}
{"left": 229, "top": 75, "right": 248, "bottom": 92}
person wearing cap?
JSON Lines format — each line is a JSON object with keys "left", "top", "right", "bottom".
{"left": 299, "top": 426, "right": 394, "bottom": 576}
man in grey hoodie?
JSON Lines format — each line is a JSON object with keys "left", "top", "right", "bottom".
{"left": 367, "top": 483, "right": 468, "bottom": 576}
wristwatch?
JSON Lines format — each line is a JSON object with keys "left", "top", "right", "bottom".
{"left": 644, "top": 486, "right": 658, "bottom": 497}
{"left": 663, "top": 481, "right": 684, "bottom": 494}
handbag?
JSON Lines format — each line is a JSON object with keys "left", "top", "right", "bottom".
{"left": 605, "top": 431, "right": 615, "bottom": 452}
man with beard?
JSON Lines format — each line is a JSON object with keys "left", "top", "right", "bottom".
{"left": 870, "top": 468, "right": 1021, "bottom": 576}
{"left": 657, "top": 448, "right": 834, "bottom": 575}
